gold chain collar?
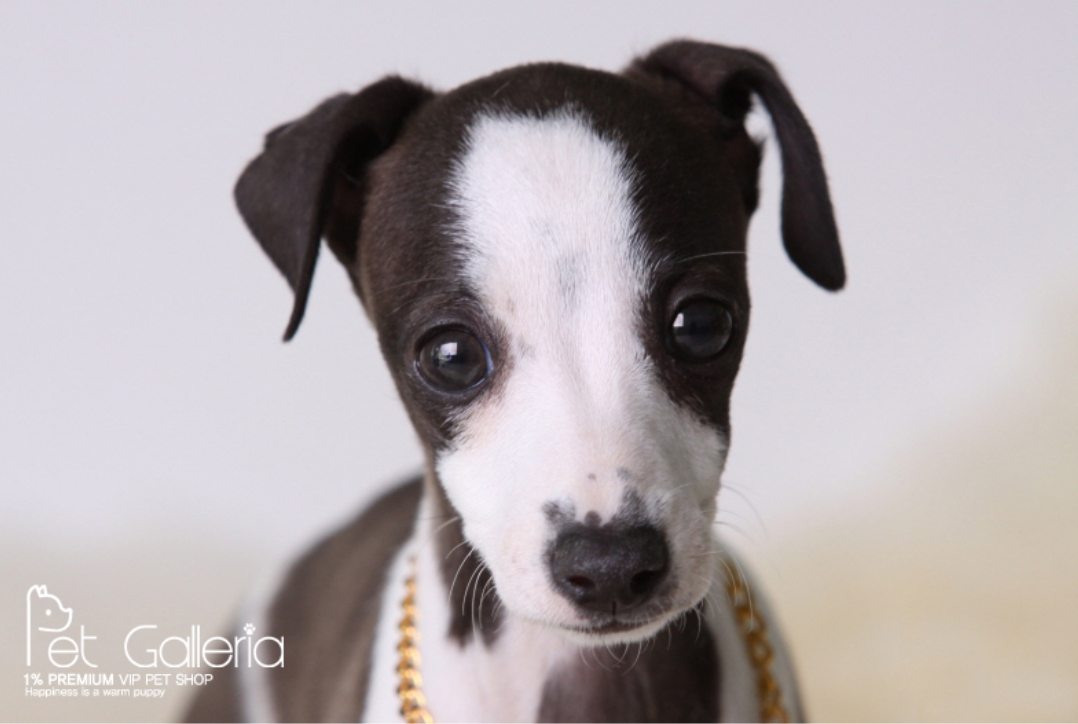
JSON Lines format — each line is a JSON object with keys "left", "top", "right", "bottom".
{"left": 397, "top": 559, "right": 432, "bottom": 723}
{"left": 722, "top": 554, "right": 790, "bottom": 723}
{"left": 397, "top": 555, "right": 788, "bottom": 723}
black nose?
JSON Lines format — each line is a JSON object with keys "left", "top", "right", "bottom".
{"left": 549, "top": 525, "right": 669, "bottom": 615}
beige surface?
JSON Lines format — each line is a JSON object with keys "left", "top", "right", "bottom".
{"left": 747, "top": 296, "right": 1078, "bottom": 721}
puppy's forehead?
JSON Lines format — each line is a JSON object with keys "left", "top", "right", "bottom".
{"left": 451, "top": 108, "right": 647, "bottom": 318}
{"left": 360, "top": 62, "right": 748, "bottom": 325}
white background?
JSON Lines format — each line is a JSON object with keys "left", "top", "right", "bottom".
{"left": 3, "top": 2, "right": 1076, "bottom": 721}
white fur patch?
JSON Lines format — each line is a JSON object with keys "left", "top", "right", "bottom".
{"left": 363, "top": 501, "right": 578, "bottom": 722}
{"left": 438, "top": 110, "right": 727, "bottom": 638}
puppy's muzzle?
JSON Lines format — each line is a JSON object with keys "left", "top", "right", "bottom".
{"left": 549, "top": 524, "right": 669, "bottom": 616}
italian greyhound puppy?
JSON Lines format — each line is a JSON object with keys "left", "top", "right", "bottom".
{"left": 187, "top": 38, "right": 844, "bottom": 723}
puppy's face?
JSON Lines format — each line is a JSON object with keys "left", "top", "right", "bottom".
{"left": 234, "top": 41, "right": 843, "bottom": 647}
{"left": 360, "top": 67, "right": 751, "bottom": 643}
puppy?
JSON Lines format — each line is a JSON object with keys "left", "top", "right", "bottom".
{"left": 187, "top": 39, "right": 844, "bottom": 723}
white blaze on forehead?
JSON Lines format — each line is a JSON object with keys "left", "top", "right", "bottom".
{"left": 452, "top": 109, "right": 647, "bottom": 283}
{"left": 449, "top": 109, "right": 651, "bottom": 417}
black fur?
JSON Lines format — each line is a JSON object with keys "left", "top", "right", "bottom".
{"left": 234, "top": 76, "right": 434, "bottom": 340}
{"left": 630, "top": 40, "right": 846, "bottom": 290}
{"left": 538, "top": 612, "right": 720, "bottom": 723}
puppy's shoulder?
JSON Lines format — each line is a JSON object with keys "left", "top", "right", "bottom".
{"left": 185, "top": 478, "right": 422, "bottom": 722}
{"left": 268, "top": 477, "right": 423, "bottom": 721}
{"left": 271, "top": 476, "right": 421, "bottom": 720}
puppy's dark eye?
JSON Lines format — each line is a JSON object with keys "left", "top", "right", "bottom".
{"left": 668, "top": 300, "right": 733, "bottom": 362}
{"left": 417, "top": 329, "right": 490, "bottom": 392}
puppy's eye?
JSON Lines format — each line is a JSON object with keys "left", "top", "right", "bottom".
{"left": 417, "top": 329, "right": 490, "bottom": 392}
{"left": 668, "top": 300, "right": 733, "bottom": 362}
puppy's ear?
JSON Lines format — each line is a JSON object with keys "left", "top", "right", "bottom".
{"left": 629, "top": 40, "right": 845, "bottom": 291}
{"left": 235, "top": 77, "right": 434, "bottom": 340}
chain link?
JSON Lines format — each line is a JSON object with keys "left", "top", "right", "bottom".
{"left": 397, "top": 561, "right": 433, "bottom": 724}
{"left": 722, "top": 554, "right": 789, "bottom": 723}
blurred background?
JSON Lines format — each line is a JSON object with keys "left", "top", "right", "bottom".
{"left": 2, "top": 1, "right": 1076, "bottom": 720}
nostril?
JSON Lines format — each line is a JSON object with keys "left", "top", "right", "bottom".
{"left": 567, "top": 575, "right": 595, "bottom": 591}
{"left": 629, "top": 569, "right": 663, "bottom": 596}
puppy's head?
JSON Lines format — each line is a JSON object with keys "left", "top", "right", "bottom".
{"left": 235, "top": 40, "right": 843, "bottom": 646}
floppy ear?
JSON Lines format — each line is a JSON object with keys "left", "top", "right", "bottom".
{"left": 630, "top": 40, "right": 845, "bottom": 291}
{"left": 235, "top": 76, "right": 434, "bottom": 340}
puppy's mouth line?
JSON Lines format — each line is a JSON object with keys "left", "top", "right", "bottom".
{"left": 556, "top": 601, "right": 687, "bottom": 636}
{"left": 561, "top": 618, "right": 659, "bottom": 635}
{"left": 553, "top": 582, "right": 711, "bottom": 637}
